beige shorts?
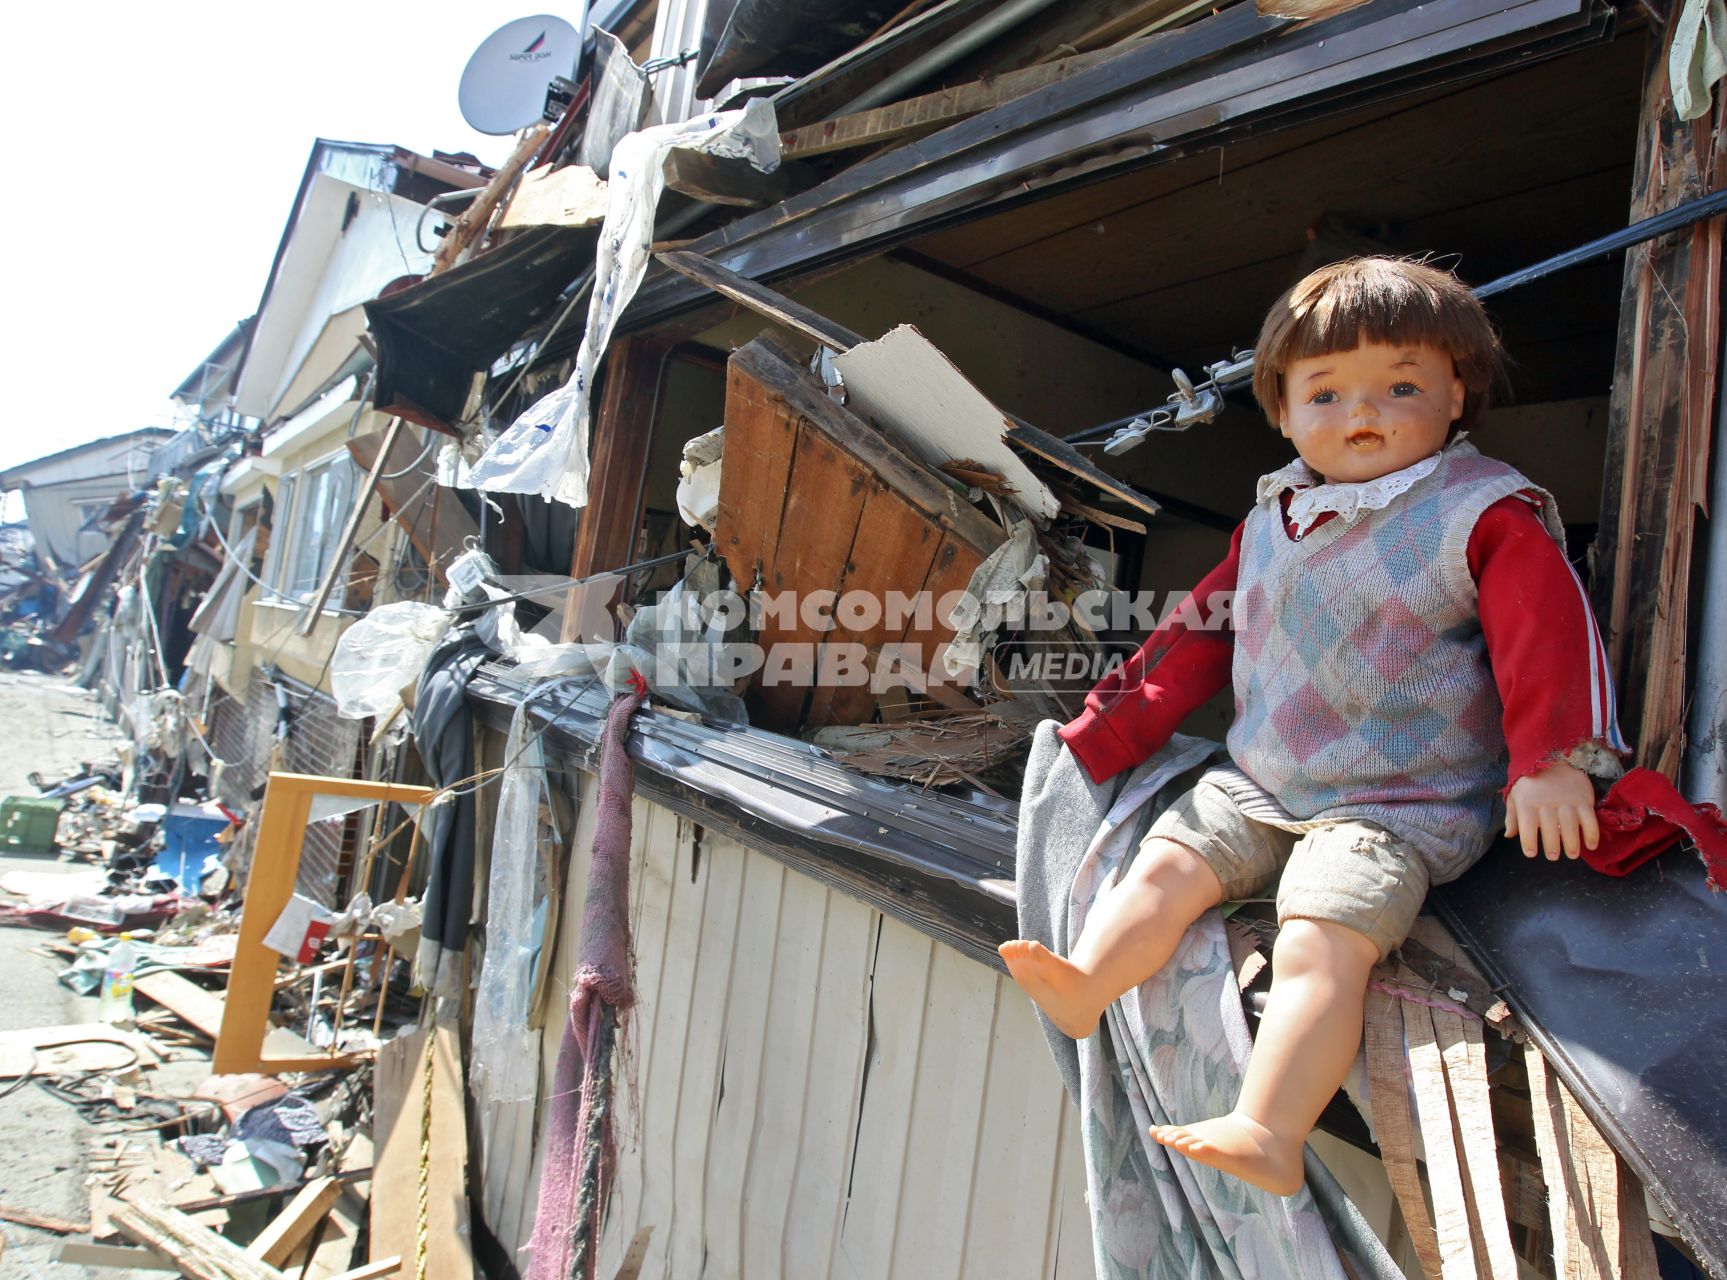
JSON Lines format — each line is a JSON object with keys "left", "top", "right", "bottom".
{"left": 1145, "top": 773, "right": 1430, "bottom": 960}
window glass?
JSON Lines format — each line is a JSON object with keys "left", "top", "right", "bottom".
{"left": 283, "top": 454, "right": 359, "bottom": 604}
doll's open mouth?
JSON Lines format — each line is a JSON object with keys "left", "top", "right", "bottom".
{"left": 1345, "top": 429, "right": 1384, "bottom": 448}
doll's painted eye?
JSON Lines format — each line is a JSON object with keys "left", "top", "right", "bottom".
{"left": 1390, "top": 382, "right": 1423, "bottom": 397}
{"left": 1308, "top": 388, "right": 1337, "bottom": 405}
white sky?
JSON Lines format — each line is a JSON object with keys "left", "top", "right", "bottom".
{"left": 0, "top": 3, "right": 536, "bottom": 477}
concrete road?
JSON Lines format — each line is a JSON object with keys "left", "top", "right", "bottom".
{"left": 0, "top": 673, "right": 161, "bottom": 1278}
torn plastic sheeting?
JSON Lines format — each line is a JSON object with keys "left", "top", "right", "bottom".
{"left": 943, "top": 518, "right": 1048, "bottom": 680}
{"left": 330, "top": 602, "right": 453, "bottom": 720}
{"left": 676, "top": 426, "right": 724, "bottom": 531}
{"left": 472, "top": 697, "right": 559, "bottom": 1113}
{"left": 609, "top": 554, "right": 751, "bottom": 724}
{"left": 467, "top": 98, "right": 781, "bottom": 508}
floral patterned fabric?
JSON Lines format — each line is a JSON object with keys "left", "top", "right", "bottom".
{"left": 1068, "top": 757, "right": 1348, "bottom": 1280}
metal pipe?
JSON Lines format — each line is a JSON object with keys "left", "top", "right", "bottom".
{"left": 1683, "top": 321, "right": 1727, "bottom": 810}
{"left": 837, "top": 0, "right": 1067, "bottom": 113}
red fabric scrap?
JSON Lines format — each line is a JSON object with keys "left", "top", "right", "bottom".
{"left": 1585, "top": 767, "right": 1727, "bottom": 888}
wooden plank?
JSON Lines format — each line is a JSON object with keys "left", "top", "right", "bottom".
{"left": 805, "top": 468, "right": 945, "bottom": 727}
{"left": 433, "top": 124, "right": 547, "bottom": 274}
{"left": 714, "top": 343, "right": 802, "bottom": 592}
{"left": 1592, "top": 18, "right": 1725, "bottom": 772}
{"left": 1047, "top": 1100, "right": 1095, "bottom": 1280}
{"left": 783, "top": 886, "right": 875, "bottom": 1276}
{"left": 700, "top": 849, "right": 787, "bottom": 1277}
{"left": 631, "top": 810, "right": 710, "bottom": 1276}
{"left": 561, "top": 336, "right": 669, "bottom": 634}
{"left": 1404, "top": 999, "right": 1478, "bottom": 1278}
{"left": 667, "top": 820, "right": 747, "bottom": 1276}
{"left": 368, "top": 1028, "right": 423, "bottom": 1272}
{"left": 780, "top": 45, "right": 1129, "bottom": 160}
{"left": 53, "top": 1240, "right": 176, "bottom": 1270}
{"left": 246, "top": 1175, "right": 340, "bottom": 1267}
{"left": 1006, "top": 419, "right": 1161, "bottom": 518}
{"left": 660, "top": 149, "right": 814, "bottom": 208}
{"left": 963, "top": 976, "right": 1072, "bottom": 1277}
{"left": 323, "top": 1259, "right": 402, "bottom": 1280}
{"left": 658, "top": 252, "right": 867, "bottom": 351}
{"left": 729, "top": 337, "right": 1006, "bottom": 553}
{"left": 754, "top": 422, "right": 872, "bottom": 732}
{"left": 112, "top": 1200, "right": 285, "bottom": 1280}
{"left": 887, "top": 926, "right": 997, "bottom": 1277}
{"left": 738, "top": 872, "right": 839, "bottom": 1276}
{"left": 1433, "top": 1008, "right": 1519, "bottom": 1279}
{"left": 1364, "top": 988, "right": 1445, "bottom": 1279}
{"left": 835, "top": 917, "right": 933, "bottom": 1276}
{"left": 498, "top": 163, "right": 607, "bottom": 230}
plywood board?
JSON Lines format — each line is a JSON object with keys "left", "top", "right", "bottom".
{"left": 498, "top": 163, "right": 607, "bottom": 230}
{"left": 369, "top": 1024, "right": 472, "bottom": 1279}
{"left": 835, "top": 325, "right": 1059, "bottom": 520}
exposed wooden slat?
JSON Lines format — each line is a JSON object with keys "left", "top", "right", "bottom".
{"left": 563, "top": 336, "right": 670, "bottom": 607}
{"left": 1404, "top": 999, "right": 1479, "bottom": 1278}
{"left": 660, "top": 149, "right": 814, "bottom": 208}
{"left": 888, "top": 926, "right": 997, "bottom": 1276}
{"left": 658, "top": 251, "right": 867, "bottom": 351}
{"left": 755, "top": 422, "right": 873, "bottom": 732}
{"left": 433, "top": 125, "right": 547, "bottom": 274}
{"left": 112, "top": 1200, "right": 285, "bottom": 1280}
{"left": 667, "top": 820, "right": 746, "bottom": 1275}
{"left": 1433, "top": 1008, "right": 1519, "bottom": 1279}
{"left": 498, "top": 163, "right": 607, "bottom": 230}
{"left": 779, "top": 45, "right": 1130, "bottom": 160}
{"left": 246, "top": 1175, "right": 340, "bottom": 1267}
{"left": 700, "top": 852, "right": 788, "bottom": 1276}
{"left": 1592, "top": 17, "right": 1725, "bottom": 773}
{"left": 1365, "top": 988, "right": 1446, "bottom": 1279}
{"left": 805, "top": 478, "right": 944, "bottom": 726}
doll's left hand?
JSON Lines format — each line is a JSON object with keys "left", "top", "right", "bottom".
{"left": 1505, "top": 762, "right": 1599, "bottom": 861}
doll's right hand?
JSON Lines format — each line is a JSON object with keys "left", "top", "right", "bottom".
{"left": 1505, "top": 762, "right": 1599, "bottom": 861}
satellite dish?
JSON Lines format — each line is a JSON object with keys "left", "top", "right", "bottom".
{"left": 459, "top": 15, "right": 583, "bottom": 136}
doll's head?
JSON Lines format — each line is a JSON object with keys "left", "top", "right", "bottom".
{"left": 1251, "top": 257, "right": 1505, "bottom": 436}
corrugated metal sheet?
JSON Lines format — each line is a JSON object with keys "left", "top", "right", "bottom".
{"left": 477, "top": 778, "right": 1093, "bottom": 1278}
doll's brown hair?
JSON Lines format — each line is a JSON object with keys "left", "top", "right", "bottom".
{"left": 1251, "top": 256, "right": 1505, "bottom": 432}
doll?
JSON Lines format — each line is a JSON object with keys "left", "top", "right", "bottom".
{"left": 1000, "top": 256, "right": 1625, "bottom": 1196}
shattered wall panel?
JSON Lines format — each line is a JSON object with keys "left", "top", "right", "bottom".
{"left": 716, "top": 337, "right": 1005, "bottom": 733}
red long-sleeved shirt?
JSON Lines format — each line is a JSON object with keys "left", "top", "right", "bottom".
{"left": 1058, "top": 493, "right": 1627, "bottom": 792}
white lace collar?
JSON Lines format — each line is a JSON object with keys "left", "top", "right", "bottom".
{"left": 1258, "top": 437, "right": 1468, "bottom": 536}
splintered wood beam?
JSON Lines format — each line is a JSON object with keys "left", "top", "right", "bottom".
{"left": 433, "top": 124, "right": 547, "bottom": 274}
{"left": 561, "top": 336, "right": 670, "bottom": 638}
{"left": 245, "top": 1175, "right": 340, "bottom": 1267}
{"left": 656, "top": 251, "right": 866, "bottom": 351}
{"left": 661, "top": 149, "right": 814, "bottom": 208}
{"left": 778, "top": 45, "right": 1129, "bottom": 159}
{"left": 112, "top": 1200, "right": 286, "bottom": 1280}
{"left": 1591, "top": 18, "right": 1725, "bottom": 773}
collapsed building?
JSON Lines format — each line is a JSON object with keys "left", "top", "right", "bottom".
{"left": 32, "top": 0, "right": 1727, "bottom": 1276}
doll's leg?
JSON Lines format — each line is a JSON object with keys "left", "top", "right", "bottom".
{"left": 1152, "top": 917, "right": 1378, "bottom": 1195}
{"left": 1000, "top": 836, "right": 1223, "bottom": 1038}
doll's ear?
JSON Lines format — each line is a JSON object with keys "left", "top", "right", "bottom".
{"left": 1447, "top": 363, "right": 1466, "bottom": 424}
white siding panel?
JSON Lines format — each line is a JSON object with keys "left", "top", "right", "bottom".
{"left": 481, "top": 788, "right": 1094, "bottom": 1279}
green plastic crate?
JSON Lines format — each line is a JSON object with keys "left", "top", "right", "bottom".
{"left": 0, "top": 796, "right": 65, "bottom": 851}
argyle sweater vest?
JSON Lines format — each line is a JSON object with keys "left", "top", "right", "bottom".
{"left": 1225, "top": 441, "right": 1566, "bottom": 880}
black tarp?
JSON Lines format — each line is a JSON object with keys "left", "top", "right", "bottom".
{"left": 1435, "top": 848, "right": 1727, "bottom": 1274}
{"left": 365, "top": 224, "right": 597, "bottom": 432}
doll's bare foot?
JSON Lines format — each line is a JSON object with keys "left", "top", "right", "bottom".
{"left": 998, "top": 940, "right": 1105, "bottom": 1039}
{"left": 1150, "top": 1114, "right": 1305, "bottom": 1197}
